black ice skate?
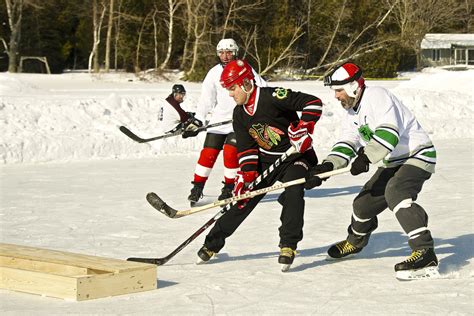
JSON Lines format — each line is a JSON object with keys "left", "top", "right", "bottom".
{"left": 218, "top": 182, "right": 234, "bottom": 201}
{"left": 278, "top": 247, "right": 296, "bottom": 272}
{"left": 394, "top": 248, "right": 440, "bottom": 281}
{"left": 327, "top": 240, "right": 362, "bottom": 260}
{"left": 196, "top": 245, "right": 216, "bottom": 264}
{"left": 188, "top": 181, "right": 204, "bottom": 205}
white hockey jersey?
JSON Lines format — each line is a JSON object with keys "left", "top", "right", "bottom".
{"left": 195, "top": 64, "right": 267, "bottom": 134}
{"left": 326, "top": 86, "right": 436, "bottom": 173}
{"left": 161, "top": 101, "right": 182, "bottom": 132}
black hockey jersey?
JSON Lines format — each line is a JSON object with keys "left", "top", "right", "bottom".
{"left": 233, "top": 86, "right": 323, "bottom": 172}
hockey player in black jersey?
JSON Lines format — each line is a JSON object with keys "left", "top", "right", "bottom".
{"left": 197, "top": 59, "right": 323, "bottom": 271}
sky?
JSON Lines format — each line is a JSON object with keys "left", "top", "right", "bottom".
{"left": 0, "top": 68, "right": 473, "bottom": 315}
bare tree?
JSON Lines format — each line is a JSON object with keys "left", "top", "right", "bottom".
{"left": 220, "top": 0, "right": 264, "bottom": 38}
{"left": 389, "top": 0, "right": 465, "bottom": 69}
{"left": 185, "top": 0, "right": 212, "bottom": 76}
{"left": 306, "top": 2, "right": 395, "bottom": 75}
{"left": 314, "top": 0, "right": 347, "bottom": 71}
{"left": 104, "top": 0, "right": 114, "bottom": 72}
{"left": 159, "top": 0, "right": 183, "bottom": 70}
{"left": 151, "top": 8, "right": 159, "bottom": 69}
{"left": 180, "top": 0, "right": 194, "bottom": 68}
{"left": 3, "top": 0, "right": 44, "bottom": 72}
{"left": 113, "top": 0, "right": 123, "bottom": 70}
{"left": 135, "top": 11, "right": 153, "bottom": 73}
{"left": 242, "top": 21, "right": 306, "bottom": 76}
{"left": 88, "top": 0, "right": 107, "bottom": 73}
{"left": 4, "top": 0, "right": 24, "bottom": 72}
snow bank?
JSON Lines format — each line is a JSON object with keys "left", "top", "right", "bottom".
{"left": 0, "top": 69, "right": 473, "bottom": 164}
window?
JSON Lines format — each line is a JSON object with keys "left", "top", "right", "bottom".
{"left": 454, "top": 49, "right": 466, "bottom": 64}
{"left": 431, "top": 49, "right": 441, "bottom": 61}
{"left": 468, "top": 50, "right": 474, "bottom": 65}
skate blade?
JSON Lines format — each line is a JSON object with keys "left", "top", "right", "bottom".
{"left": 325, "top": 253, "right": 357, "bottom": 261}
{"left": 195, "top": 254, "right": 217, "bottom": 265}
{"left": 281, "top": 264, "right": 292, "bottom": 272}
{"left": 396, "top": 266, "right": 440, "bottom": 281}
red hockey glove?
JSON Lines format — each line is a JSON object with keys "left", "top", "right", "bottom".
{"left": 233, "top": 170, "right": 259, "bottom": 209}
{"left": 288, "top": 120, "right": 315, "bottom": 153}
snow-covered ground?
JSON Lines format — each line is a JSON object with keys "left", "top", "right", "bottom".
{"left": 0, "top": 68, "right": 473, "bottom": 314}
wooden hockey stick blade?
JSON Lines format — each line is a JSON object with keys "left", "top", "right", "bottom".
{"left": 147, "top": 165, "right": 351, "bottom": 219}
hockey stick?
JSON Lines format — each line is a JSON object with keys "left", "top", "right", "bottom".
{"left": 146, "top": 145, "right": 297, "bottom": 218}
{"left": 127, "top": 146, "right": 297, "bottom": 265}
{"left": 119, "top": 119, "right": 233, "bottom": 143}
{"left": 146, "top": 166, "right": 351, "bottom": 218}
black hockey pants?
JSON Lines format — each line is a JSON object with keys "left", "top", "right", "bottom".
{"left": 204, "top": 156, "right": 314, "bottom": 253}
{"left": 347, "top": 164, "right": 434, "bottom": 250}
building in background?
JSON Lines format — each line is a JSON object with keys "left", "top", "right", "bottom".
{"left": 421, "top": 33, "right": 474, "bottom": 67}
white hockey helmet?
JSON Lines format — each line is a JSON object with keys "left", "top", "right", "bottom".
{"left": 324, "top": 62, "right": 365, "bottom": 98}
{"left": 216, "top": 38, "right": 239, "bottom": 56}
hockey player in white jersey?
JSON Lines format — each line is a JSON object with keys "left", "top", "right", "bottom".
{"left": 305, "top": 62, "right": 439, "bottom": 280}
{"left": 160, "top": 84, "right": 194, "bottom": 134}
{"left": 185, "top": 38, "right": 266, "bottom": 205}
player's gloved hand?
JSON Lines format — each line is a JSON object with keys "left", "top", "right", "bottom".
{"left": 166, "top": 122, "right": 184, "bottom": 134}
{"left": 233, "top": 170, "right": 259, "bottom": 209}
{"left": 304, "top": 162, "right": 334, "bottom": 189}
{"left": 288, "top": 120, "right": 315, "bottom": 153}
{"left": 182, "top": 117, "right": 203, "bottom": 138}
{"left": 350, "top": 147, "right": 370, "bottom": 175}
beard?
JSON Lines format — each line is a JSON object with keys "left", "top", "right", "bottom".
{"left": 340, "top": 97, "right": 356, "bottom": 110}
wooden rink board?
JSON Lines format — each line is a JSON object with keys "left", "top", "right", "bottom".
{"left": 0, "top": 243, "right": 157, "bottom": 301}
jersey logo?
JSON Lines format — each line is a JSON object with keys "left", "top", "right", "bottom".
{"left": 358, "top": 124, "right": 374, "bottom": 142}
{"left": 272, "top": 88, "right": 288, "bottom": 99}
{"left": 249, "top": 123, "right": 285, "bottom": 150}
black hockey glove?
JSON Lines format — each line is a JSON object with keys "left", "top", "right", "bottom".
{"left": 350, "top": 147, "right": 370, "bottom": 176}
{"left": 182, "top": 117, "right": 203, "bottom": 138}
{"left": 304, "top": 162, "right": 334, "bottom": 189}
{"left": 166, "top": 122, "right": 184, "bottom": 134}
{"left": 185, "top": 112, "right": 196, "bottom": 119}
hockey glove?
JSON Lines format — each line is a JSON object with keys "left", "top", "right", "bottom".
{"left": 166, "top": 122, "right": 184, "bottom": 134}
{"left": 350, "top": 147, "right": 370, "bottom": 175}
{"left": 185, "top": 112, "right": 196, "bottom": 120}
{"left": 182, "top": 117, "right": 203, "bottom": 138}
{"left": 304, "top": 162, "right": 334, "bottom": 189}
{"left": 233, "top": 170, "right": 259, "bottom": 209}
{"left": 288, "top": 120, "right": 315, "bottom": 153}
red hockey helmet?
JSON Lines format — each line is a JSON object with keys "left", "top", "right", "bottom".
{"left": 220, "top": 59, "right": 254, "bottom": 89}
{"left": 324, "top": 62, "right": 365, "bottom": 98}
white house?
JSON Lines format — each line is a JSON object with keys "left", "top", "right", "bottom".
{"left": 421, "top": 33, "right": 474, "bottom": 67}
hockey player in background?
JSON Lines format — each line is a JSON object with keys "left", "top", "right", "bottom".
{"left": 185, "top": 39, "right": 266, "bottom": 205}
{"left": 305, "top": 62, "right": 439, "bottom": 280}
{"left": 161, "top": 84, "right": 197, "bottom": 134}
{"left": 197, "top": 59, "right": 323, "bottom": 271}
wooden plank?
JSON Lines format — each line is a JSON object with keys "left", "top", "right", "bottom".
{"left": 0, "top": 266, "right": 79, "bottom": 300}
{"left": 0, "top": 256, "right": 103, "bottom": 277}
{"left": 0, "top": 243, "right": 150, "bottom": 272}
{"left": 0, "top": 243, "right": 157, "bottom": 300}
{"left": 76, "top": 266, "right": 157, "bottom": 301}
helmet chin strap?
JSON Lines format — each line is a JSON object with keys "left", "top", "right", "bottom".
{"left": 241, "top": 80, "right": 255, "bottom": 104}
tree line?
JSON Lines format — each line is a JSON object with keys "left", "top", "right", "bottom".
{"left": 0, "top": 0, "right": 471, "bottom": 80}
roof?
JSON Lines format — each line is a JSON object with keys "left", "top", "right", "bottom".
{"left": 421, "top": 33, "right": 474, "bottom": 49}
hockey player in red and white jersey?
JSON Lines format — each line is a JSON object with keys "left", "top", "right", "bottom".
{"left": 305, "top": 62, "right": 439, "bottom": 280}
{"left": 185, "top": 39, "right": 266, "bottom": 205}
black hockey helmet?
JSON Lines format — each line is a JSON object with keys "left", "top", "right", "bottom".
{"left": 172, "top": 84, "right": 186, "bottom": 95}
